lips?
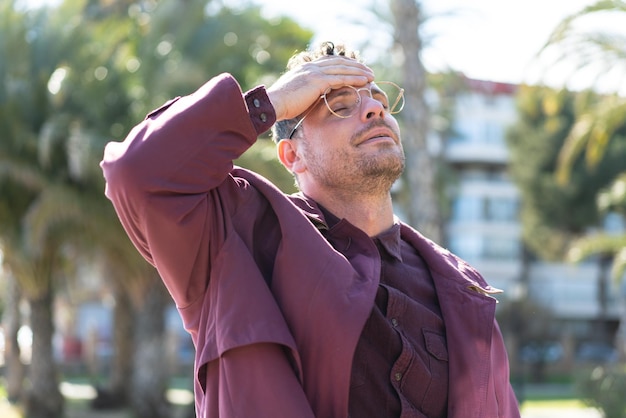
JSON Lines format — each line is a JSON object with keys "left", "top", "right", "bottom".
{"left": 357, "top": 127, "right": 397, "bottom": 146}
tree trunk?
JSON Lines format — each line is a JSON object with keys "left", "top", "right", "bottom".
{"left": 509, "top": 245, "right": 532, "bottom": 401}
{"left": 24, "top": 283, "right": 64, "bottom": 418}
{"left": 131, "top": 276, "right": 171, "bottom": 418}
{"left": 617, "top": 289, "right": 626, "bottom": 363}
{"left": 90, "top": 280, "right": 135, "bottom": 410}
{"left": 390, "top": 0, "right": 442, "bottom": 244}
{"left": 596, "top": 254, "right": 612, "bottom": 343}
{"left": 2, "top": 273, "right": 25, "bottom": 403}
{"left": 110, "top": 281, "right": 135, "bottom": 397}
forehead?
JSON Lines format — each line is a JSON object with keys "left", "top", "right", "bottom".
{"left": 326, "top": 82, "right": 386, "bottom": 96}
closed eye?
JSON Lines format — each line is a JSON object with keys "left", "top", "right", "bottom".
{"left": 371, "top": 91, "right": 390, "bottom": 109}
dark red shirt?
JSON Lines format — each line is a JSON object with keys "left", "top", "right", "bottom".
{"left": 320, "top": 208, "right": 448, "bottom": 418}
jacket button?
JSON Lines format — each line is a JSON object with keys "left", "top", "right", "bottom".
{"left": 394, "top": 372, "right": 402, "bottom": 381}
{"left": 260, "top": 113, "right": 267, "bottom": 122}
{"left": 391, "top": 318, "right": 398, "bottom": 327}
{"left": 253, "top": 98, "right": 261, "bottom": 108}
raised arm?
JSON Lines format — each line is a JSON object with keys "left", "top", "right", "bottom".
{"left": 100, "top": 57, "right": 375, "bottom": 309}
{"left": 100, "top": 73, "right": 274, "bottom": 307}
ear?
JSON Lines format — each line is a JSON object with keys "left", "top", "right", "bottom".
{"left": 277, "top": 139, "right": 306, "bottom": 174}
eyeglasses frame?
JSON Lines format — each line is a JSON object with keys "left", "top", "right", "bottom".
{"left": 287, "top": 81, "right": 405, "bottom": 139}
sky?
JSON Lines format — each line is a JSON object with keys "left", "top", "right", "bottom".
{"left": 251, "top": 0, "right": 618, "bottom": 90}
{"left": 24, "top": 0, "right": 622, "bottom": 91}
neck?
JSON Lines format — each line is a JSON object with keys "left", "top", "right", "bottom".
{"left": 308, "top": 189, "right": 395, "bottom": 237}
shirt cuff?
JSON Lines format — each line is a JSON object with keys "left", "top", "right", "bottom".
{"left": 244, "top": 85, "right": 276, "bottom": 135}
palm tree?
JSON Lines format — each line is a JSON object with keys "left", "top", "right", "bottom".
{"left": 390, "top": 0, "right": 442, "bottom": 243}
{"left": 539, "top": 0, "right": 626, "bottom": 357}
{"left": 0, "top": 4, "right": 67, "bottom": 416}
{"left": 1, "top": 2, "right": 312, "bottom": 417}
{"left": 76, "top": 2, "right": 313, "bottom": 416}
{"left": 540, "top": 0, "right": 626, "bottom": 266}
{"left": 0, "top": 269, "right": 24, "bottom": 403}
{"left": 0, "top": 1, "right": 135, "bottom": 415}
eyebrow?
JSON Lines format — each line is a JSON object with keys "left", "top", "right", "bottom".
{"left": 327, "top": 87, "right": 355, "bottom": 99}
{"left": 370, "top": 85, "right": 387, "bottom": 97}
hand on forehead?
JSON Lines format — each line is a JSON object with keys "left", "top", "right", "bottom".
{"left": 267, "top": 53, "right": 374, "bottom": 121}
{"left": 310, "top": 55, "right": 375, "bottom": 88}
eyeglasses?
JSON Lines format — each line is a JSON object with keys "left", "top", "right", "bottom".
{"left": 287, "top": 81, "right": 405, "bottom": 139}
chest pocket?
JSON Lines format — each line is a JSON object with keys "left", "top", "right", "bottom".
{"left": 400, "top": 329, "right": 448, "bottom": 417}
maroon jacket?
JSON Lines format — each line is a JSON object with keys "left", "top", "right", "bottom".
{"left": 101, "top": 73, "right": 520, "bottom": 418}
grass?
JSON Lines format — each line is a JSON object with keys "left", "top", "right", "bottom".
{"left": 2, "top": 395, "right": 597, "bottom": 418}
{"left": 0, "top": 400, "right": 22, "bottom": 418}
{"left": 0, "top": 375, "right": 193, "bottom": 418}
{"left": 0, "top": 385, "right": 21, "bottom": 418}
{"left": 521, "top": 399, "right": 601, "bottom": 418}
{"left": 522, "top": 398, "right": 590, "bottom": 410}
{"left": 1, "top": 377, "right": 600, "bottom": 418}
{"left": 518, "top": 383, "right": 601, "bottom": 417}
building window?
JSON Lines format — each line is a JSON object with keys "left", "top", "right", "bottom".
{"left": 487, "top": 197, "right": 518, "bottom": 222}
{"left": 484, "top": 121, "right": 504, "bottom": 145}
{"left": 483, "top": 236, "right": 520, "bottom": 260}
{"left": 451, "top": 195, "right": 483, "bottom": 222}
{"left": 451, "top": 195, "right": 518, "bottom": 223}
{"left": 449, "top": 235, "right": 520, "bottom": 262}
{"left": 449, "top": 235, "right": 482, "bottom": 262}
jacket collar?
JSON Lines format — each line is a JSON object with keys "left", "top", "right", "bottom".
{"left": 288, "top": 192, "right": 328, "bottom": 230}
{"left": 288, "top": 193, "right": 403, "bottom": 262}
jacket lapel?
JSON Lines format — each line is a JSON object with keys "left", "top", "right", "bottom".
{"left": 400, "top": 225, "right": 500, "bottom": 418}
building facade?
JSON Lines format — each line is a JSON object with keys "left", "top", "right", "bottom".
{"left": 441, "top": 77, "right": 623, "bottom": 366}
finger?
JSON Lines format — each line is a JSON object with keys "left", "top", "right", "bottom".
{"left": 310, "top": 57, "right": 374, "bottom": 78}
{"left": 303, "top": 55, "right": 372, "bottom": 73}
{"left": 268, "top": 57, "right": 374, "bottom": 119}
{"left": 303, "top": 62, "right": 374, "bottom": 90}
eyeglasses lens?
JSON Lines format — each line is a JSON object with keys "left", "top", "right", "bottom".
{"left": 323, "top": 82, "right": 404, "bottom": 118}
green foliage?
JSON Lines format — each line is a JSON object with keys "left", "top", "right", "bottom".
{"left": 0, "top": 0, "right": 312, "bottom": 278}
{"left": 506, "top": 85, "right": 626, "bottom": 260}
{"left": 186, "top": 4, "right": 313, "bottom": 91}
{"left": 536, "top": 0, "right": 626, "bottom": 281}
{"left": 557, "top": 95, "right": 626, "bottom": 185}
{"left": 575, "top": 365, "right": 626, "bottom": 418}
{"left": 235, "top": 141, "right": 297, "bottom": 193}
{"left": 0, "top": 1, "right": 313, "bottom": 413}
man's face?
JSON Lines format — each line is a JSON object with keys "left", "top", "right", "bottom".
{"left": 294, "top": 83, "right": 405, "bottom": 194}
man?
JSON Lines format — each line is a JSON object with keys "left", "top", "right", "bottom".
{"left": 101, "top": 42, "right": 520, "bottom": 418}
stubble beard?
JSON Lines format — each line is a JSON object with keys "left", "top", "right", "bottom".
{"left": 355, "top": 148, "right": 405, "bottom": 193}
{"left": 305, "top": 142, "right": 406, "bottom": 196}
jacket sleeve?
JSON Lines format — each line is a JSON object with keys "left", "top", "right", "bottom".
{"left": 100, "top": 73, "right": 276, "bottom": 309}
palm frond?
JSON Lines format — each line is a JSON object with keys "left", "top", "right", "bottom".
{"left": 568, "top": 232, "right": 626, "bottom": 282}
{"left": 587, "top": 98, "right": 626, "bottom": 166}
{"left": 597, "top": 173, "right": 626, "bottom": 211}
{"left": 541, "top": 0, "right": 626, "bottom": 50}
{"left": 538, "top": 0, "right": 626, "bottom": 89}
{"left": 0, "top": 158, "right": 47, "bottom": 191}
{"left": 613, "top": 246, "right": 626, "bottom": 279}
{"left": 22, "top": 184, "right": 83, "bottom": 256}
{"left": 556, "top": 95, "right": 626, "bottom": 184}
{"left": 556, "top": 114, "right": 594, "bottom": 184}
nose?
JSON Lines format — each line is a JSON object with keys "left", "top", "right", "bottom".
{"left": 358, "top": 90, "right": 386, "bottom": 120}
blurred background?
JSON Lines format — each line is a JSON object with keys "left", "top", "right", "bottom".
{"left": 1, "top": 0, "right": 625, "bottom": 417}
